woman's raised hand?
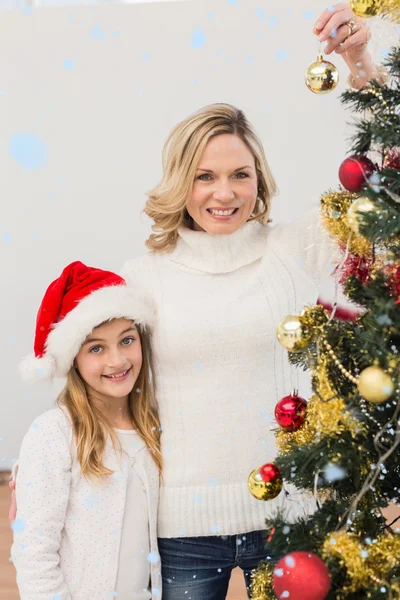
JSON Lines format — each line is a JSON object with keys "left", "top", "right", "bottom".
{"left": 314, "top": 3, "right": 378, "bottom": 88}
{"left": 314, "top": 2, "right": 371, "bottom": 60}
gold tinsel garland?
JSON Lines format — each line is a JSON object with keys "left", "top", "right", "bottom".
{"left": 322, "top": 530, "right": 400, "bottom": 595}
{"left": 300, "top": 304, "right": 330, "bottom": 336}
{"left": 249, "top": 561, "right": 276, "bottom": 600}
{"left": 320, "top": 190, "right": 373, "bottom": 258}
{"left": 351, "top": 0, "right": 400, "bottom": 20}
{"left": 276, "top": 361, "right": 364, "bottom": 454}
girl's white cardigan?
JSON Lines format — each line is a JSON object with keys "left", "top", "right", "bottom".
{"left": 11, "top": 407, "right": 161, "bottom": 600}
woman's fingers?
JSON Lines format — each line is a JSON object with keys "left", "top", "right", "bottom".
{"left": 318, "top": 7, "right": 355, "bottom": 42}
{"left": 314, "top": 3, "right": 350, "bottom": 34}
{"left": 9, "top": 490, "right": 17, "bottom": 524}
{"left": 335, "top": 27, "right": 371, "bottom": 54}
{"left": 313, "top": 4, "right": 368, "bottom": 57}
{"left": 323, "top": 22, "right": 351, "bottom": 54}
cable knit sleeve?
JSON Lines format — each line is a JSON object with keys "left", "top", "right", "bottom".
{"left": 270, "top": 209, "right": 339, "bottom": 287}
{"left": 11, "top": 410, "right": 73, "bottom": 600}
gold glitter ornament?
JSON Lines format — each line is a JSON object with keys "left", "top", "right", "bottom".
{"left": 347, "top": 196, "right": 378, "bottom": 235}
{"left": 305, "top": 53, "right": 339, "bottom": 94}
{"left": 320, "top": 190, "right": 372, "bottom": 258}
{"left": 248, "top": 466, "right": 283, "bottom": 501}
{"left": 276, "top": 315, "right": 310, "bottom": 353}
{"left": 357, "top": 365, "right": 394, "bottom": 403}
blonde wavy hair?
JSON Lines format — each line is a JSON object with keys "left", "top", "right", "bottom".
{"left": 56, "top": 326, "right": 162, "bottom": 481}
{"left": 144, "top": 103, "right": 277, "bottom": 252}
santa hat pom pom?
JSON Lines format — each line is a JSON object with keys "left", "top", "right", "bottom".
{"left": 19, "top": 353, "right": 56, "bottom": 382}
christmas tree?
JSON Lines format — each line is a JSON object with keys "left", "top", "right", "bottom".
{"left": 249, "top": 11, "right": 400, "bottom": 600}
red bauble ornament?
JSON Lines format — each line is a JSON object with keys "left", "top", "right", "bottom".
{"left": 338, "top": 155, "right": 375, "bottom": 192}
{"left": 274, "top": 393, "right": 307, "bottom": 431}
{"left": 273, "top": 551, "right": 331, "bottom": 600}
{"left": 259, "top": 462, "right": 281, "bottom": 483}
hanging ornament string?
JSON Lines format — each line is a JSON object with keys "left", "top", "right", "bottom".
{"left": 363, "top": 84, "right": 397, "bottom": 117}
{"left": 323, "top": 337, "right": 396, "bottom": 402}
{"left": 313, "top": 469, "right": 323, "bottom": 509}
{"left": 325, "top": 232, "right": 353, "bottom": 326}
{"left": 322, "top": 340, "right": 358, "bottom": 383}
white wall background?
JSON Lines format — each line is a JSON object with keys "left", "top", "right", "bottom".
{"left": 0, "top": 0, "right": 398, "bottom": 468}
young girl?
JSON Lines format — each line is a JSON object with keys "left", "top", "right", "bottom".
{"left": 11, "top": 261, "right": 161, "bottom": 600}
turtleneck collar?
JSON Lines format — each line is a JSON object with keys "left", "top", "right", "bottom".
{"left": 166, "top": 221, "right": 270, "bottom": 274}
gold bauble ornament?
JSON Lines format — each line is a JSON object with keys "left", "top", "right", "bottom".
{"left": 357, "top": 365, "right": 394, "bottom": 403}
{"left": 248, "top": 467, "right": 283, "bottom": 501}
{"left": 277, "top": 315, "right": 310, "bottom": 353}
{"left": 305, "top": 53, "right": 339, "bottom": 94}
{"left": 347, "top": 196, "right": 377, "bottom": 234}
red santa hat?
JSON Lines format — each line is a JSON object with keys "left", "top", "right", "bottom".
{"left": 20, "top": 261, "right": 153, "bottom": 382}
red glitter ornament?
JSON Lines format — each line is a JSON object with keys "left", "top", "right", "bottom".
{"left": 274, "top": 392, "right": 307, "bottom": 431}
{"left": 273, "top": 551, "right": 331, "bottom": 600}
{"left": 338, "top": 155, "right": 375, "bottom": 192}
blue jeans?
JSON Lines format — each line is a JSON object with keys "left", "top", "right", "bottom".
{"left": 158, "top": 530, "right": 275, "bottom": 600}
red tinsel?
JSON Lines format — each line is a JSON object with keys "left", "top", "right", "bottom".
{"left": 339, "top": 254, "right": 372, "bottom": 286}
{"left": 385, "top": 264, "right": 400, "bottom": 304}
{"left": 383, "top": 148, "right": 400, "bottom": 171}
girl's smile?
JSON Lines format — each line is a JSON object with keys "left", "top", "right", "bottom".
{"left": 102, "top": 367, "right": 133, "bottom": 382}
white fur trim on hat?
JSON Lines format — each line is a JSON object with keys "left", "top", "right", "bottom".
{"left": 21, "top": 285, "right": 153, "bottom": 382}
{"left": 20, "top": 353, "right": 56, "bottom": 382}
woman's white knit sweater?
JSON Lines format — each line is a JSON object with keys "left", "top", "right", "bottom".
{"left": 121, "top": 212, "right": 334, "bottom": 539}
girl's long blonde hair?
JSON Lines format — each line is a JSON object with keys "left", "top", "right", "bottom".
{"left": 56, "top": 327, "right": 162, "bottom": 481}
{"left": 144, "top": 103, "right": 278, "bottom": 252}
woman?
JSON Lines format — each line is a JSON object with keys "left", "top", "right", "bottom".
{"left": 11, "top": 4, "right": 383, "bottom": 598}
{"left": 120, "top": 7, "right": 382, "bottom": 598}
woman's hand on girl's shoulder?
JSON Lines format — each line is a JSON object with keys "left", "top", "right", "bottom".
{"left": 8, "top": 480, "right": 17, "bottom": 524}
